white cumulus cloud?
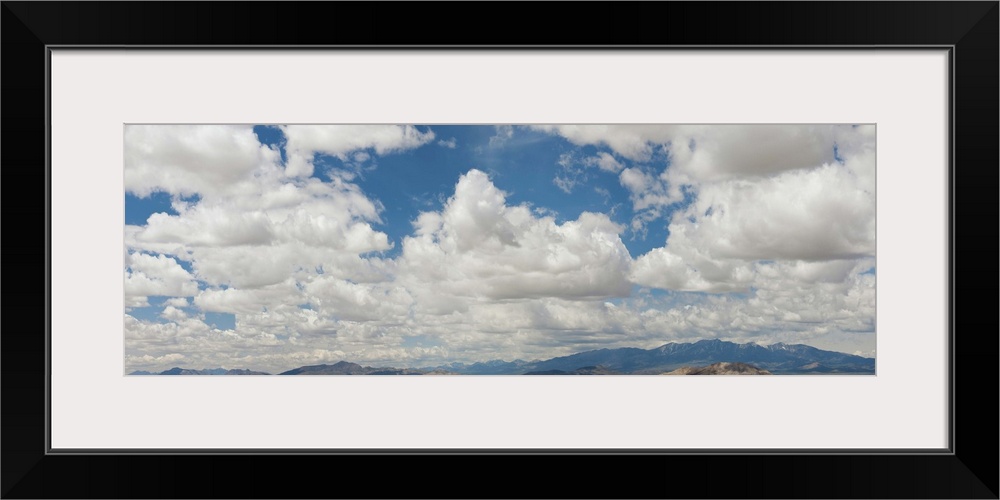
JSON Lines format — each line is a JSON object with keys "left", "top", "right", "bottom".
{"left": 125, "top": 252, "right": 199, "bottom": 299}
{"left": 398, "top": 169, "right": 633, "bottom": 305}
{"left": 125, "top": 125, "right": 280, "bottom": 198}
{"left": 281, "top": 125, "right": 435, "bottom": 177}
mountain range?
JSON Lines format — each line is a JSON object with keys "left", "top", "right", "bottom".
{"left": 129, "top": 339, "right": 874, "bottom": 375}
{"left": 450, "top": 339, "right": 874, "bottom": 375}
{"left": 277, "top": 361, "right": 452, "bottom": 375}
{"left": 130, "top": 367, "right": 270, "bottom": 375}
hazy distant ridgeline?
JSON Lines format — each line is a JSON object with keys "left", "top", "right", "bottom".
{"left": 129, "top": 367, "right": 271, "bottom": 375}
{"left": 129, "top": 339, "right": 874, "bottom": 375}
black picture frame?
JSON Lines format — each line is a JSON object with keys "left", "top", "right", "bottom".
{"left": 3, "top": 2, "right": 996, "bottom": 498}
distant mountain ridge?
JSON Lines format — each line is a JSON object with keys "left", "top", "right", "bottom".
{"left": 129, "top": 339, "right": 874, "bottom": 375}
{"left": 524, "top": 365, "right": 622, "bottom": 375}
{"left": 418, "top": 339, "right": 875, "bottom": 375}
{"left": 278, "top": 361, "right": 432, "bottom": 375}
{"left": 422, "top": 339, "right": 874, "bottom": 374}
{"left": 130, "top": 367, "right": 270, "bottom": 375}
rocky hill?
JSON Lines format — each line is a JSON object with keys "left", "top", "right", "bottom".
{"left": 664, "top": 362, "right": 772, "bottom": 375}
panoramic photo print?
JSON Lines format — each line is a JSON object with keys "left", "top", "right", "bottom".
{"left": 124, "top": 124, "right": 875, "bottom": 375}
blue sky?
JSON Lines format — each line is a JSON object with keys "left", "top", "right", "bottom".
{"left": 126, "top": 125, "right": 674, "bottom": 258}
{"left": 123, "top": 124, "right": 876, "bottom": 373}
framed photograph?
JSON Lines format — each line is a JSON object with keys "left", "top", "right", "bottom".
{"left": 3, "top": 2, "right": 996, "bottom": 498}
